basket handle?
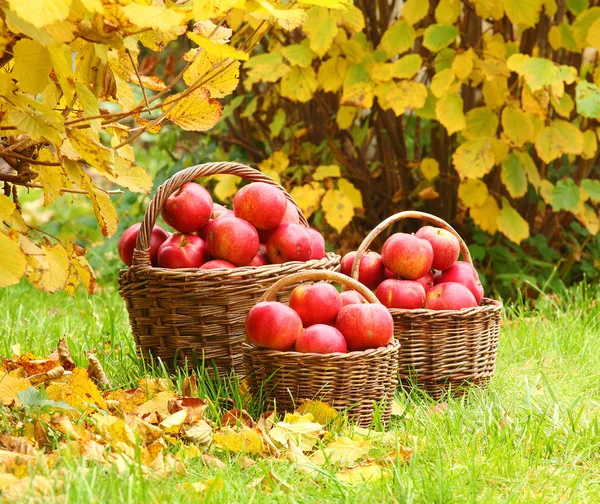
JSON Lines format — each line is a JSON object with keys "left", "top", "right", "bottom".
{"left": 258, "top": 270, "right": 380, "bottom": 304}
{"left": 133, "top": 162, "right": 308, "bottom": 267}
{"left": 350, "top": 211, "right": 472, "bottom": 280}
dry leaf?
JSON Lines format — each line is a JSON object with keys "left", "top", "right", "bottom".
{"left": 46, "top": 367, "right": 107, "bottom": 411}
{"left": 125, "top": 414, "right": 164, "bottom": 443}
{"left": 268, "top": 413, "right": 324, "bottom": 452}
{"left": 257, "top": 428, "right": 281, "bottom": 457}
{"left": 138, "top": 377, "right": 174, "bottom": 394}
{"left": 167, "top": 397, "right": 208, "bottom": 424}
{"left": 426, "top": 402, "right": 449, "bottom": 416}
{"left": 0, "top": 374, "right": 32, "bottom": 405}
{"left": 33, "top": 421, "right": 50, "bottom": 449}
{"left": 258, "top": 471, "right": 293, "bottom": 494}
{"left": 296, "top": 400, "right": 340, "bottom": 426}
{"left": 310, "top": 436, "right": 371, "bottom": 467}
{"left": 86, "top": 350, "right": 110, "bottom": 388}
{"left": 159, "top": 409, "right": 188, "bottom": 434}
{"left": 0, "top": 435, "right": 36, "bottom": 456}
{"left": 50, "top": 414, "right": 82, "bottom": 441}
{"left": 237, "top": 455, "right": 256, "bottom": 469}
{"left": 137, "top": 390, "right": 177, "bottom": 419}
{"left": 6, "top": 353, "right": 60, "bottom": 376}
{"left": 336, "top": 463, "right": 389, "bottom": 484}
{"left": 182, "top": 374, "right": 198, "bottom": 397}
{"left": 284, "top": 440, "right": 318, "bottom": 475}
{"left": 29, "top": 365, "right": 64, "bottom": 385}
{"left": 105, "top": 387, "right": 149, "bottom": 413}
{"left": 391, "top": 398, "right": 403, "bottom": 416}
{"left": 182, "top": 421, "right": 212, "bottom": 445}
{"left": 80, "top": 440, "right": 106, "bottom": 463}
{"left": 213, "top": 426, "right": 264, "bottom": 454}
{"left": 3, "top": 475, "right": 57, "bottom": 500}
{"left": 256, "top": 410, "right": 276, "bottom": 432}
{"left": 367, "top": 446, "right": 414, "bottom": 465}
{"left": 221, "top": 409, "right": 254, "bottom": 428}
{"left": 0, "top": 473, "right": 19, "bottom": 491}
{"left": 48, "top": 338, "right": 75, "bottom": 371}
{"left": 418, "top": 186, "right": 440, "bottom": 200}
{"left": 201, "top": 452, "right": 226, "bottom": 469}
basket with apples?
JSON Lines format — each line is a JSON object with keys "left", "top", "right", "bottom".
{"left": 118, "top": 162, "right": 339, "bottom": 379}
{"left": 242, "top": 270, "right": 400, "bottom": 427}
{"left": 342, "top": 211, "right": 502, "bottom": 399}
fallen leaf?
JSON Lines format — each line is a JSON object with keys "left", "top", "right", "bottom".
{"left": 50, "top": 414, "right": 82, "bottom": 441}
{"left": 29, "top": 366, "right": 65, "bottom": 385}
{"left": 5, "top": 353, "right": 59, "bottom": 376}
{"left": 86, "top": 350, "right": 110, "bottom": 388}
{"left": 182, "top": 374, "right": 198, "bottom": 397}
{"left": 336, "top": 463, "right": 389, "bottom": 484}
{"left": 367, "top": 446, "right": 414, "bottom": 465}
{"left": 3, "top": 475, "right": 57, "bottom": 500}
{"left": 137, "top": 390, "right": 178, "bottom": 419}
{"left": 33, "top": 421, "right": 50, "bottom": 449}
{"left": 213, "top": 426, "right": 264, "bottom": 454}
{"left": 0, "top": 374, "right": 32, "bottom": 405}
{"left": 125, "top": 414, "right": 164, "bottom": 443}
{"left": 201, "top": 452, "right": 226, "bottom": 469}
{"left": 284, "top": 440, "right": 319, "bottom": 475}
{"left": 0, "top": 473, "right": 19, "bottom": 491}
{"left": 268, "top": 413, "right": 324, "bottom": 452}
{"left": 259, "top": 471, "right": 293, "bottom": 494}
{"left": 46, "top": 367, "right": 107, "bottom": 412}
{"left": 182, "top": 421, "right": 212, "bottom": 445}
{"left": 310, "top": 436, "right": 371, "bottom": 466}
{"left": 159, "top": 409, "right": 188, "bottom": 434}
{"left": 48, "top": 338, "right": 75, "bottom": 371}
{"left": 426, "top": 403, "right": 449, "bottom": 416}
{"left": 0, "top": 435, "right": 36, "bottom": 456}
{"left": 237, "top": 455, "right": 256, "bottom": 469}
{"left": 138, "top": 377, "right": 173, "bottom": 394}
{"left": 295, "top": 400, "right": 340, "bottom": 426}
{"left": 105, "top": 387, "right": 149, "bottom": 414}
{"left": 256, "top": 410, "right": 276, "bottom": 432}
{"left": 391, "top": 398, "right": 404, "bottom": 416}
{"left": 221, "top": 409, "right": 254, "bottom": 428}
{"left": 80, "top": 440, "right": 106, "bottom": 463}
{"left": 168, "top": 397, "right": 208, "bottom": 424}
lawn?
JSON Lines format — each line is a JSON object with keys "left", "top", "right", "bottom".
{"left": 2, "top": 280, "right": 600, "bottom": 503}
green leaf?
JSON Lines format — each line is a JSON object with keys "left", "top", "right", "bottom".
{"left": 422, "top": 24, "right": 458, "bottom": 52}
{"left": 567, "top": 0, "right": 590, "bottom": 16}
{"left": 506, "top": 54, "right": 557, "bottom": 93}
{"left": 497, "top": 198, "right": 530, "bottom": 243}
{"left": 18, "top": 387, "right": 76, "bottom": 411}
{"left": 379, "top": 19, "right": 416, "bottom": 56}
{"left": 464, "top": 107, "right": 498, "bottom": 140}
{"left": 551, "top": 179, "right": 581, "bottom": 211}
{"left": 281, "top": 43, "right": 316, "bottom": 68}
{"left": 501, "top": 154, "right": 528, "bottom": 198}
{"left": 581, "top": 178, "right": 600, "bottom": 202}
{"left": 575, "top": 81, "right": 600, "bottom": 118}
{"left": 514, "top": 151, "right": 541, "bottom": 189}
{"left": 452, "top": 137, "right": 495, "bottom": 179}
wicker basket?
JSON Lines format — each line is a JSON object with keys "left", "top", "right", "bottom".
{"left": 243, "top": 270, "right": 400, "bottom": 427}
{"left": 352, "top": 211, "right": 502, "bottom": 399}
{"left": 118, "top": 162, "right": 340, "bottom": 378}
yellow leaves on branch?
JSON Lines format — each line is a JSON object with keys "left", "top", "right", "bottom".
{"left": 163, "top": 88, "right": 224, "bottom": 132}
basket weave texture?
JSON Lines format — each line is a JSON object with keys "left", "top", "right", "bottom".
{"left": 118, "top": 162, "right": 340, "bottom": 378}
{"left": 243, "top": 270, "right": 400, "bottom": 427}
{"left": 352, "top": 211, "right": 502, "bottom": 399}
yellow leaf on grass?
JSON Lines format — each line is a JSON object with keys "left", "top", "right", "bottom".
{"left": 535, "top": 126, "right": 565, "bottom": 164}
{"left": 302, "top": 7, "right": 338, "bottom": 57}
{"left": 497, "top": 198, "right": 530, "bottom": 243}
{"left": 290, "top": 183, "right": 325, "bottom": 218}
{"left": 313, "top": 165, "right": 341, "bottom": 180}
{"left": 420, "top": 158, "right": 440, "bottom": 181}
{"left": 137, "top": 390, "right": 178, "bottom": 419}
{"left": 436, "top": 93, "right": 466, "bottom": 135}
{"left": 213, "top": 426, "right": 264, "bottom": 453}
{"left": 121, "top": 3, "right": 185, "bottom": 31}
{"left": 502, "top": 107, "right": 534, "bottom": 147}
{"left": 164, "top": 87, "right": 223, "bottom": 132}
{"left": 183, "top": 50, "right": 240, "bottom": 99}
{"left": 310, "top": 436, "right": 371, "bottom": 466}
{"left": 452, "top": 137, "right": 495, "bottom": 178}
{"left": 0, "top": 374, "right": 31, "bottom": 405}
{"left": 281, "top": 66, "right": 318, "bottom": 103}
{"left": 336, "top": 463, "right": 389, "bottom": 484}
{"left": 0, "top": 233, "right": 27, "bottom": 288}
{"left": 321, "top": 189, "right": 355, "bottom": 233}
{"left": 269, "top": 415, "right": 324, "bottom": 452}
{"left": 46, "top": 367, "right": 107, "bottom": 412}
{"left": 470, "top": 195, "right": 500, "bottom": 234}
{"left": 7, "top": 0, "right": 70, "bottom": 29}
{"left": 458, "top": 178, "right": 489, "bottom": 207}
{"left": 296, "top": 400, "right": 340, "bottom": 426}
{"left": 337, "top": 179, "right": 363, "bottom": 209}
{"left": 159, "top": 410, "right": 188, "bottom": 435}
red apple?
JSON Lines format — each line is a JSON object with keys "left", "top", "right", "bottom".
{"left": 340, "top": 251, "right": 385, "bottom": 290}
{"left": 415, "top": 226, "right": 460, "bottom": 271}
{"left": 384, "top": 268, "right": 397, "bottom": 280}
{"left": 206, "top": 216, "right": 259, "bottom": 266}
{"left": 294, "top": 325, "right": 347, "bottom": 354}
{"left": 198, "top": 205, "right": 235, "bottom": 240}
{"left": 246, "top": 301, "right": 302, "bottom": 351}
{"left": 161, "top": 182, "right": 213, "bottom": 233}
{"left": 439, "top": 261, "right": 484, "bottom": 303}
{"left": 248, "top": 244, "right": 269, "bottom": 267}
{"left": 335, "top": 304, "right": 394, "bottom": 351}
{"left": 414, "top": 271, "right": 435, "bottom": 292}
{"left": 340, "top": 291, "right": 367, "bottom": 306}
{"left": 200, "top": 259, "right": 236, "bottom": 270}
{"left": 281, "top": 200, "right": 300, "bottom": 225}
{"left": 234, "top": 182, "right": 286, "bottom": 230}
{"left": 157, "top": 234, "right": 209, "bottom": 269}
{"left": 266, "top": 223, "right": 312, "bottom": 263}
{"left": 381, "top": 233, "right": 434, "bottom": 280}
{"left": 425, "top": 282, "right": 477, "bottom": 310}
{"left": 433, "top": 270, "right": 443, "bottom": 284}
{"left": 118, "top": 223, "right": 169, "bottom": 267}
{"left": 257, "top": 228, "right": 274, "bottom": 244}
{"left": 375, "top": 280, "right": 426, "bottom": 309}
{"left": 307, "top": 228, "right": 326, "bottom": 260}
{"left": 289, "top": 282, "right": 342, "bottom": 327}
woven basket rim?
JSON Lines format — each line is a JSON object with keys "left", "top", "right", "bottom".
{"left": 242, "top": 340, "right": 400, "bottom": 360}
{"left": 387, "top": 297, "right": 502, "bottom": 317}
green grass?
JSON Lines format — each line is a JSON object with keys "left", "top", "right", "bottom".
{"left": 1, "top": 281, "right": 600, "bottom": 503}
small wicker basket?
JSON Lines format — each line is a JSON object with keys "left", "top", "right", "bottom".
{"left": 118, "top": 162, "right": 340, "bottom": 378}
{"left": 243, "top": 270, "right": 400, "bottom": 427}
{"left": 352, "top": 211, "right": 502, "bottom": 399}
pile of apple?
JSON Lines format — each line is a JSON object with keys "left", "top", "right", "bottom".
{"left": 246, "top": 282, "right": 393, "bottom": 354}
{"left": 340, "top": 226, "right": 484, "bottom": 311}
{"left": 118, "top": 182, "right": 327, "bottom": 269}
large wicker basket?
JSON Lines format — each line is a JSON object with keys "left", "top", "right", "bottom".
{"left": 243, "top": 270, "right": 400, "bottom": 427}
{"left": 118, "top": 162, "right": 340, "bottom": 378}
{"left": 352, "top": 211, "right": 502, "bottom": 399}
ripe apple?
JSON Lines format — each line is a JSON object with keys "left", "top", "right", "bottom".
{"left": 335, "top": 304, "right": 394, "bottom": 351}
{"left": 425, "top": 282, "right": 478, "bottom": 310}
{"left": 161, "top": 182, "right": 213, "bottom": 233}
{"left": 295, "top": 325, "right": 347, "bottom": 354}
{"left": 415, "top": 226, "right": 460, "bottom": 271}
{"left": 246, "top": 301, "right": 303, "bottom": 351}
{"left": 198, "top": 204, "right": 235, "bottom": 240}
{"left": 289, "top": 282, "right": 342, "bottom": 327}
{"left": 414, "top": 271, "right": 435, "bottom": 292}
{"left": 118, "top": 223, "right": 169, "bottom": 267}
{"left": 157, "top": 234, "right": 209, "bottom": 269}
{"left": 234, "top": 182, "right": 286, "bottom": 230}
{"left": 439, "top": 261, "right": 484, "bottom": 303}
{"left": 281, "top": 200, "right": 300, "bottom": 225}
{"left": 200, "top": 259, "right": 236, "bottom": 270}
{"left": 340, "top": 291, "right": 367, "bottom": 306}
{"left": 384, "top": 268, "right": 397, "bottom": 280}
{"left": 340, "top": 251, "right": 385, "bottom": 290}
{"left": 375, "top": 280, "right": 426, "bottom": 309}
{"left": 206, "top": 216, "right": 259, "bottom": 266}
{"left": 266, "top": 223, "right": 312, "bottom": 263}
{"left": 381, "top": 233, "right": 434, "bottom": 280}
{"left": 248, "top": 244, "right": 269, "bottom": 267}
{"left": 307, "top": 228, "right": 326, "bottom": 260}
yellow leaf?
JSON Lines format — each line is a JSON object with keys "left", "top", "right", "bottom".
{"left": 164, "top": 87, "right": 223, "bottom": 132}
{"left": 452, "top": 50, "right": 474, "bottom": 80}
{"left": 46, "top": 367, "right": 107, "bottom": 412}
{"left": 48, "top": 43, "right": 75, "bottom": 103}
{"left": 380, "top": 80, "right": 428, "bottom": 115}
{"left": 540, "top": 180, "right": 554, "bottom": 205}
{"left": 458, "top": 178, "right": 488, "bottom": 207}
{"left": 295, "top": 400, "right": 340, "bottom": 426}
{"left": 281, "top": 43, "right": 316, "bottom": 68}
{"left": 7, "top": 0, "right": 70, "bottom": 29}
{"left": 497, "top": 198, "right": 530, "bottom": 243}
{"left": 75, "top": 82, "right": 101, "bottom": 135}
{"left": 187, "top": 32, "right": 248, "bottom": 61}
{"left": 213, "top": 426, "right": 264, "bottom": 454}
{"left": 280, "top": 66, "right": 318, "bottom": 103}
{"left": 470, "top": 194, "right": 499, "bottom": 234}
{"left": 313, "top": 165, "right": 341, "bottom": 180}
{"left": 302, "top": 7, "right": 338, "bottom": 57}
{"left": 336, "top": 106, "right": 357, "bottom": 129}
{"left": 12, "top": 39, "right": 52, "bottom": 94}
{"left": 501, "top": 154, "right": 528, "bottom": 198}
{"left": 473, "top": 0, "right": 504, "bottom": 19}
{"left": 436, "top": 0, "right": 461, "bottom": 24}
{"left": 482, "top": 76, "right": 509, "bottom": 110}
{"left": 341, "top": 82, "right": 374, "bottom": 109}
{"left": 290, "top": 183, "right": 325, "bottom": 218}
{"left": 501, "top": 107, "right": 534, "bottom": 147}
{"left": 521, "top": 85, "right": 548, "bottom": 119}
{"left": 464, "top": 107, "right": 498, "bottom": 140}
{"left": 504, "top": 0, "right": 542, "bottom": 28}
{"left": 258, "top": 152, "right": 290, "bottom": 174}
{"left": 34, "top": 149, "right": 63, "bottom": 205}
{"left": 310, "top": 436, "right": 371, "bottom": 466}
{"left": 553, "top": 120, "right": 584, "bottom": 155}
{"left": 0, "top": 196, "right": 27, "bottom": 233}
{"left": 420, "top": 158, "right": 440, "bottom": 181}
{"left": 137, "top": 25, "right": 187, "bottom": 52}
{"left": 336, "top": 463, "right": 389, "bottom": 484}
{"left": 251, "top": 0, "right": 307, "bottom": 31}
{"left": 0, "top": 374, "right": 31, "bottom": 405}
{"left": 582, "top": 129, "right": 598, "bottom": 160}
{"left": 551, "top": 92, "right": 575, "bottom": 118}
{"left": 514, "top": 151, "right": 541, "bottom": 189}
{"left": 431, "top": 68, "right": 457, "bottom": 98}
{"left": 371, "top": 54, "right": 422, "bottom": 82}
{"left": 436, "top": 93, "right": 466, "bottom": 135}
{"left": 183, "top": 50, "right": 240, "bottom": 99}
{"left": 34, "top": 242, "right": 70, "bottom": 293}
{"left": 100, "top": 158, "right": 153, "bottom": 194}
{"left": 67, "top": 128, "right": 115, "bottom": 175}
{"left": 245, "top": 53, "right": 290, "bottom": 86}
{"left": 452, "top": 137, "right": 495, "bottom": 179}
{"left": 321, "top": 189, "right": 355, "bottom": 233}
{"left": 212, "top": 175, "right": 240, "bottom": 202}
{"left": 0, "top": 233, "right": 27, "bottom": 288}
{"left": 379, "top": 19, "right": 415, "bottom": 56}
{"left": 337, "top": 179, "right": 363, "bottom": 209}
{"left": 137, "top": 390, "right": 178, "bottom": 418}
{"left": 159, "top": 410, "right": 188, "bottom": 435}
{"left": 491, "top": 138, "right": 509, "bottom": 165}
{"left": 121, "top": 3, "right": 185, "bottom": 31}
{"left": 269, "top": 417, "right": 324, "bottom": 452}
{"left": 575, "top": 205, "right": 600, "bottom": 235}
{"left": 403, "top": 0, "right": 429, "bottom": 25}
{"left": 317, "top": 56, "right": 347, "bottom": 92}
{"left": 535, "top": 126, "right": 565, "bottom": 164}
